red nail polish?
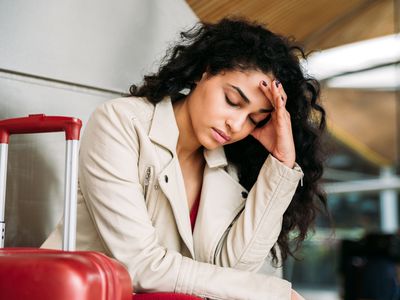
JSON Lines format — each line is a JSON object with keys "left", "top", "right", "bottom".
{"left": 275, "top": 80, "right": 280, "bottom": 88}
{"left": 262, "top": 80, "right": 267, "bottom": 87}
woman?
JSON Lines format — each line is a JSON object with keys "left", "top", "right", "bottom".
{"left": 43, "top": 18, "right": 327, "bottom": 299}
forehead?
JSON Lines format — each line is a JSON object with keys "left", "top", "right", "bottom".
{"left": 217, "top": 70, "right": 274, "bottom": 110}
{"left": 219, "top": 69, "right": 272, "bottom": 83}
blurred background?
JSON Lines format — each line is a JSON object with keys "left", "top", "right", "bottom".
{"left": 1, "top": 0, "right": 399, "bottom": 299}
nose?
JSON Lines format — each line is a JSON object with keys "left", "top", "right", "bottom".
{"left": 226, "top": 112, "right": 247, "bottom": 134}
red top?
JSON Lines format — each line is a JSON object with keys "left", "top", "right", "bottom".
{"left": 189, "top": 189, "right": 201, "bottom": 232}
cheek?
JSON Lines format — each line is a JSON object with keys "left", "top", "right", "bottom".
{"left": 242, "top": 128, "right": 254, "bottom": 139}
{"left": 188, "top": 99, "right": 211, "bottom": 136}
{"left": 230, "top": 127, "right": 254, "bottom": 144}
{"left": 198, "top": 97, "right": 222, "bottom": 121}
{"left": 189, "top": 84, "right": 228, "bottom": 129}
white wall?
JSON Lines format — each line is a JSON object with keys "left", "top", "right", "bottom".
{"left": 0, "top": 0, "right": 198, "bottom": 246}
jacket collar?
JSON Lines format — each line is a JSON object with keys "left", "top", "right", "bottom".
{"left": 149, "top": 97, "right": 228, "bottom": 168}
{"left": 148, "top": 97, "right": 179, "bottom": 154}
{"left": 203, "top": 147, "right": 227, "bottom": 168}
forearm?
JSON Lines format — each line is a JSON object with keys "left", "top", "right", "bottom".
{"left": 214, "top": 155, "right": 303, "bottom": 271}
{"left": 111, "top": 243, "right": 292, "bottom": 300}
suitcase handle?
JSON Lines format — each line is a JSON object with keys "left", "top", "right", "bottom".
{"left": 0, "top": 114, "right": 82, "bottom": 143}
{"left": 0, "top": 114, "right": 82, "bottom": 250}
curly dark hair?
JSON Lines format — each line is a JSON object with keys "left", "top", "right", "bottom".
{"left": 129, "top": 17, "right": 328, "bottom": 263}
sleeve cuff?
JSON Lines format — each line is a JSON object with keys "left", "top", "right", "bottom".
{"left": 263, "top": 155, "right": 304, "bottom": 184}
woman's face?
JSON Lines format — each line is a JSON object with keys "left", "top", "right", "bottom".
{"left": 187, "top": 69, "right": 274, "bottom": 150}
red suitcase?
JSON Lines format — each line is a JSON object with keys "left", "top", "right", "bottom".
{"left": 0, "top": 248, "right": 132, "bottom": 300}
{"left": 0, "top": 114, "right": 133, "bottom": 300}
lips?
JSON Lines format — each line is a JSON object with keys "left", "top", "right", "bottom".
{"left": 212, "top": 128, "right": 231, "bottom": 144}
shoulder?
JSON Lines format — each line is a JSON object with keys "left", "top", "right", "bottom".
{"left": 83, "top": 96, "right": 156, "bottom": 147}
{"left": 95, "top": 96, "right": 155, "bottom": 123}
{"left": 87, "top": 96, "right": 157, "bottom": 136}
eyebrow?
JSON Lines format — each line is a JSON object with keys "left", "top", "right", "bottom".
{"left": 229, "top": 84, "right": 274, "bottom": 113}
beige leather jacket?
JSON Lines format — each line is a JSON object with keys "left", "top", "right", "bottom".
{"left": 42, "top": 97, "right": 304, "bottom": 300}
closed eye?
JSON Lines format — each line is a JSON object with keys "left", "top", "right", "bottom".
{"left": 226, "top": 95, "right": 263, "bottom": 126}
{"left": 255, "top": 114, "right": 271, "bottom": 128}
{"left": 225, "top": 95, "right": 238, "bottom": 107}
{"left": 249, "top": 117, "right": 257, "bottom": 125}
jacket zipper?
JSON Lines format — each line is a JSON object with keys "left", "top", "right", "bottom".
{"left": 213, "top": 204, "right": 245, "bottom": 264}
{"left": 143, "top": 166, "right": 153, "bottom": 200}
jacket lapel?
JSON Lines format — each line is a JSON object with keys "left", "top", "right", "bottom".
{"left": 193, "top": 149, "right": 247, "bottom": 263}
{"left": 148, "top": 98, "right": 179, "bottom": 154}
{"left": 148, "top": 98, "right": 194, "bottom": 257}
{"left": 157, "top": 157, "right": 194, "bottom": 256}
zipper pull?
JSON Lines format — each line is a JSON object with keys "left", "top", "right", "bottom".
{"left": 143, "top": 166, "right": 153, "bottom": 199}
{"left": 300, "top": 175, "right": 303, "bottom": 187}
{"left": 144, "top": 167, "right": 151, "bottom": 186}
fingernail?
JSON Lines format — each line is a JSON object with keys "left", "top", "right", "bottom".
{"left": 281, "top": 96, "right": 284, "bottom": 101}
{"left": 275, "top": 80, "right": 280, "bottom": 88}
{"left": 262, "top": 80, "right": 267, "bottom": 87}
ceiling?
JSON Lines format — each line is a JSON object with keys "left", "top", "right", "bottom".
{"left": 322, "top": 88, "right": 397, "bottom": 166}
{"left": 186, "top": 0, "right": 399, "bottom": 166}
{"left": 185, "top": 0, "right": 395, "bottom": 50}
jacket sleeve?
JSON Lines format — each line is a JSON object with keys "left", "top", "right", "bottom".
{"left": 213, "top": 155, "right": 304, "bottom": 272}
{"left": 79, "top": 100, "right": 293, "bottom": 300}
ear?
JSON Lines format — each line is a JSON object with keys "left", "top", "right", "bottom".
{"left": 196, "top": 71, "right": 209, "bottom": 84}
{"left": 195, "top": 71, "right": 211, "bottom": 84}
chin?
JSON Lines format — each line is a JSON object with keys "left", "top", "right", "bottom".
{"left": 200, "top": 136, "right": 223, "bottom": 150}
{"left": 204, "top": 144, "right": 222, "bottom": 151}
{"left": 201, "top": 140, "right": 220, "bottom": 150}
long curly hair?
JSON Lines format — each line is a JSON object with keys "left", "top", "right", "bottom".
{"left": 129, "top": 17, "right": 327, "bottom": 263}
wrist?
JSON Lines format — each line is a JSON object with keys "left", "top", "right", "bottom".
{"left": 283, "top": 160, "right": 295, "bottom": 169}
{"left": 271, "top": 154, "right": 295, "bottom": 169}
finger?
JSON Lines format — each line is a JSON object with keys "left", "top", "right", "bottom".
{"left": 259, "top": 80, "right": 275, "bottom": 110}
{"left": 271, "top": 81, "right": 293, "bottom": 130}
{"left": 272, "top": 80, "right": 290, "bottom": 109}
{"left": 275, "top": 80, "right": 288, "bottom": 104}
{"left": 272, "top": 80, "right": 286, "bottom": 110}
